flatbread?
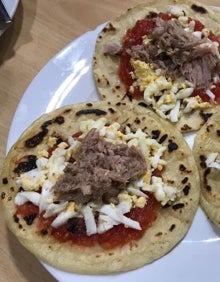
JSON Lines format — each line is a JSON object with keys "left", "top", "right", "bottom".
{"left": 1, "top": 101, "right": 199, "bottom": 274}
{"left": 193, "top": 110, "right": 220, "bottom": 228}
{"left": 93, "top": 0, "right": 220, "bottom": 132}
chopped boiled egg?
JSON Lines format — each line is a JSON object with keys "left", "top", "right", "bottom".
{"left": 37, "top": 149, "right": 49, "bottom": 158}
{"left": 15, "top": 191, "right": 41, "bottom": 206}
{"left": 99, "top": 203, "right": 141, "bottom": 231}
{"left": 183, "top": 96, "right": 211, "bottom": 113}
{"left": 130, "top": 56, "right": 218, "bottom": 122}
{"left": 130, "top": 59, "right": 161, "bottom": 92}
{"left": 142, "top": 176, "right": 178, "bottom": 206}
{"left": 51, "top": 209, "right": 77, "bottom": 228}
{"left": 48, "top": 136, "right": 57, "bottom": 147}
{"left": 16, "top": 168, "right": 46, "bottom": 191}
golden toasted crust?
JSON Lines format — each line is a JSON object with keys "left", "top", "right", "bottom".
{"left": 193, "top": 110, "right": 220, "bottom": 228}
{"left": 93, "top": 0, "right": 220, "bottom": 132}
{"left": 0, "top": 101, "right": 199, "bottom": 274}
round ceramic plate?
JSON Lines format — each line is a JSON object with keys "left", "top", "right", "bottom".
{"left": 0, "top": 0, "right": 19, "bottom": 36}
{"left": 7, "top": 20, "right": 220, "bottom": 282}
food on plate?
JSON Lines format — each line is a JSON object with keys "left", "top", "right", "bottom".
{"left": 0, "top": 101, "right": 199, "bottom": 274}
{"left": 93, "top": 0, "right": 220, "bottom": 132}
{"left": 193, "top": 110, "right": 220, "bottom": 228}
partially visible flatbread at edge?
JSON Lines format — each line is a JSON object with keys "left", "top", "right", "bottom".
{"left": 193, "top": 110, "right": 220, "bottom": 228}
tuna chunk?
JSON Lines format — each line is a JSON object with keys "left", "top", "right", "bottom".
{"left": 53, "top": 128, "right": 147, "bottom": 204}
{"left": 128, "top": 18, "right": 220, "bottom": 89}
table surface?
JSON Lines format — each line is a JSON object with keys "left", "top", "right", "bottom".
{"left": 0, "top": 0, "right": 219, "bottom": 281}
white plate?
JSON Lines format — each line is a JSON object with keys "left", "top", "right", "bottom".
{"left": 0, "top": 0, "right": 19, "bottom": 36}
{"left": 7, "top": 20, "right": 220, "bottom": 282}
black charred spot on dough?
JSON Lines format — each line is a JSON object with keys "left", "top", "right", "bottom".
{"left": 191, "top": 4, "right": 207, "bottom": 14}
{"left": 138, "top": 101, "right": 148, "bottom": 108}
{"left": 155, "top": 232, "right": 163, "bottom": 236}
{"left": 183, "top": 184, "right": 191, "bottom": 196}
{"left": 151, "top": 130, "right": 160, "bottom": 140}
{"left": 10, "top": 187, "right": 15, "bottom": 192}
{"left": 75, "top": 109, "right": 107, "bottom": 117}
{"left": 200, "top": 111, "right": 212, "bottom": 123}
{"left": 179, "top": 164, "right": 186, "bottom": 171}
{"left": 206, "top": 124, "right": 213, "bottom": 132}
{"left": 182, "top": 177, "right": 188, "bottom": 184}
{"left": 103, "top": 22, "right": 116, "bottom": 33}
{"left": 40, "top": 229, "right": 48, "bottom": 235}
{"left": 63, "top": 108, "right": 71, "bottom": 114}
{"left": 67, "top": 218, "right": 86, "bottom": 234}
{"left": 172, "top": 203, "right": 185, "bottom": 210}
{"left": 23, "top": 213, "right": 37, "bottom": 225}
{"left": 134, "top": 117, "right": 141, "bottom": 124}
{"left": 14, "top": 155, "right": 37, "bottom": 174}
{"left": 159, "top": 134, "right": 168, "bottom": 144}
{"left": 216, "top": 129, "right": 220, "bottom": 136}
{"left": 179, "top": 164, "right": 192, "bottom": 173}
{"left": 25, "top": 128, "right": 48, "bottom": 148}
{"left": 206, "top": 185, "right": 212, "bottom": 192}
{"left": 204, "top": 168, "right": 211, "bottom": 191}
{"left": 108, "top": 107, "right": 116, "bottom": 114}
{"left": 86, "top": 103, "right": 93, "bottom": 107}
{"left": 181, "top": 124, "right": 192, "bottom": 131}
{"left": 167, "top": 179, "right": 174, "bottom": 185}
{"left": 169, "top": 224, "right": 176, "bottom": 232}
{"left": 168, "top": 140, "right": 178, "bottom": 152}
{"left": 162, "top": 203, "right": 171, "bottom": 208}
{"left": 199, "top": 155, "right": 207, "bottom": 168}
{"left": 13, "top": 214, "right": 19, "bottom": 223}
{"left": 146, "top": 11, "right": 158, "bottom": 18}
{"left": 25, "top": 116, "right": 64, "bottom": 148}
{"left": 1, "top": 192, "right": 5, "bottom": 199}
{"left": 54, "top": 115, "right": 65, "bottom": 125}
{"left": 55, "top": 136, "right": 64, "bottom": 145}
{"left": 7, "top": 196, "right": 12, "bottom": 201}
{"left": 2, "top": 177, "right": 8, "bottom": 185}
{"left": 125, "top": 92, "right": 133, "bottom": 102}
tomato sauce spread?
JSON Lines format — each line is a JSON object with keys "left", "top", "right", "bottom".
{"left": 118, "top": 13, "right": 220, "bottom": 103}
{"left": 16, "top": 192, "right": 160, "bottom": 250}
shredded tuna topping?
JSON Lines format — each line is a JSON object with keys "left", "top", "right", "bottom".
{"left": 53, "top": 128, "right": 147, "bottom": 204}
{"left": 128, "top": 17, "right": 220, "bottom": 89}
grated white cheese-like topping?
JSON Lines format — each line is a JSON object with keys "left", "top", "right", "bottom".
{"left": 15, "top": 118, "right": 179, "bottom": 236}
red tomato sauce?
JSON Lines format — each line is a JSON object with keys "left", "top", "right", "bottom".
{"left": 16, "top": 193, "right": 160, "bottom": 250}
{"left": 118, "top": 13, "right": 220, "bottom": 103}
